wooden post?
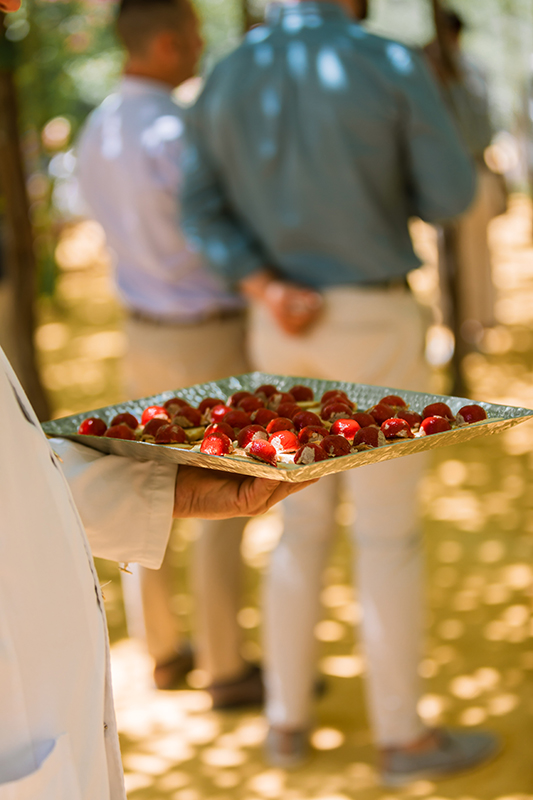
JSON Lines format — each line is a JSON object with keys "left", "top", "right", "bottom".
{"left": 440, "top": 224, "right": 469, "bottom": 397}
{"left": 241, "top": 0, "right": 262, "bottom": 33}
{"left": 430, "top": 0, "right": 459, "bottom": 82}
{"left": 0, "top": 24, "right": 50, "bottom": 420}
{"left": 430, "top": 0, "right": 468, "bottom": 396}
{"left": 241, "top": 0, "right": 252, "bottom": 32}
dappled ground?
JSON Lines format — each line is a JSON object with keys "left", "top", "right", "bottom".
{"left": 37, "top": 196, "right": 533, "bottom": 799}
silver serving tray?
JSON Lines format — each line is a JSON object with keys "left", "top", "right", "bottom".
{"left": 42, "top": 373, "right": 533, "bottom": 483}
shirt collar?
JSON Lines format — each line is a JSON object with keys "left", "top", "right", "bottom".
{"left": 120, "top": 75, "right": 174, "bottom": 98}
{"left": 266, "top": 1, "right": 349, "bottom": 26}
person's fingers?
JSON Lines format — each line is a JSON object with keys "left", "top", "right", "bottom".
{"left": 286, "top": 479, "right": 318, "bottom": 493}
{"left": 300, "top": 289, "right": 323, "bottom": 311}
{"left": 282, "top": 292, "right": 322, "bottom": 335}
{"left": 286, "top": 287, "right": 322, "bottom": 311}
{"left": 264, "top": 282, "right": 322, "bottom": 336}
{"left": 175, "top": 454, "right": 319, "bottom": 518}
{"left": 175, "top": 466, "right": 317, "bottom": 519}
{"left": 274, "top": 301, "right": 319, "bottom": 334}
{"left": 278, "top": 311, "right": 320, "bottom": 336}
{"left": 245, "top": 477, "right": 283, "bottom": 513}
{"left": 278, "top": 318, "right": 304, "bottom": 335}
{"left": 262, "top": 480, "right": 314, "bottom": 511}
{"left": 243, "top": 476, "right": 318, "bottom": 514}
{"left": 268, "top": 478, "right": 318, "bottom": 505}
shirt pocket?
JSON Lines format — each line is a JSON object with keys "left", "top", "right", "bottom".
{"left": 0, "top": 734, "right": 82, "bottom": 800}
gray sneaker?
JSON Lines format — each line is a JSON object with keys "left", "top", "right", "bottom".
{"left": 265, "top": 727, "right": 310, "bottom": 769}
{"left": 380, "top": 729, "right": 500, "bottom": 786}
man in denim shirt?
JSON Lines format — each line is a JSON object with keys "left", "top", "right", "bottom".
{"left": 182, "top": 0, "right": 498, "bottom": 783}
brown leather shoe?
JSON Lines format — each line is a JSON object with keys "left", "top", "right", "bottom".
{"left": 208, "top": 664, "right": 264, "bottom": 709}
{"left": 153, "top": 644, "right": 194, "bottom": 690}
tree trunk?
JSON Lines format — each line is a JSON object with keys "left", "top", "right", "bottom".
{"left": 430, "top": 0, "right": 459, "bottom": 81}
{"left": 439, "top": 223, "right": 469, "bottom": 397}
{"left": 0, "top": 62, "right": 50, "bottom": 420}
{"left": 430, "top": 0, "right": 467, "bottom": 395}
{"left": 241, "top": 0, "right": 261, "bottom": 33}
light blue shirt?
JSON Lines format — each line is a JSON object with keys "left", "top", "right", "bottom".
{"left": 181, "top": 2, "right": 476, "bottom": 289}
{"left": 77, "top": 77, "right": 242, "bottom": 321}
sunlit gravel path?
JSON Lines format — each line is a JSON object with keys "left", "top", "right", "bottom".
{"left": 38, "top": 196, "right": 533, "bottom": 800}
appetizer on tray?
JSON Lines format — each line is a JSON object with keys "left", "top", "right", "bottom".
{"left": 42, "top": 373, "right": 533, "bottom": 483}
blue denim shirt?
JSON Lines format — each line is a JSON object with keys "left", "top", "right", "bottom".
{"left": 181, "top": 2, "right": 475, "bottom": 289}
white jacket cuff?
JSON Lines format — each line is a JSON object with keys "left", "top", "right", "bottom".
{"left": 51, "top": 438, "right": 177, "bottom": 569}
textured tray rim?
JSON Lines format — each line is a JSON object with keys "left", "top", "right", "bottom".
{"left": 42, "top": 372, "right": 533, "bottom": 483}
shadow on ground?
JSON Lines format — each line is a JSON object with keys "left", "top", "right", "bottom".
{"left": 38, "top": 196, "right": 533, "bottom": 799}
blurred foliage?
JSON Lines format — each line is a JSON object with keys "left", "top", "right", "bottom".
{"left": 1, "top": 0, "right": 531, "bottom": 297}
{"left": 7, "top": 0, "right": 119, "bottom": 135}
{"left": 368, "top": 0, "right": 533, "bottom": 131}
{"left": 1, "top": 0, "right": 242, "bottom": 295}
{"left": 2, "top": 0, "right": 123, "bottom": 293}
{"left": 7, "top": 0, "right": 243, "bottom": 137}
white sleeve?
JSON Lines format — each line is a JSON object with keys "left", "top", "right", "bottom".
{"left": 50, "top": 438, "right": 177, "bottom": 569}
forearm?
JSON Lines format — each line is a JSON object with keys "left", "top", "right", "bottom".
{"left": 181, "top": 118, "right": 265, "bottom": 283}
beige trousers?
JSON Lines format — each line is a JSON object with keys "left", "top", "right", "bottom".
{"left": 249, "top": 285, "right": 430, "bottom": 746}
{"left": 121, "top": 312, "right": 249, "bottom": 681}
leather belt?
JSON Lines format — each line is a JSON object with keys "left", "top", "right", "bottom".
{"left": 128, "top": 307, "right": 244, "bottom": 327}
{"left": 355, "top": 276, "right": 410, "bottom": 291}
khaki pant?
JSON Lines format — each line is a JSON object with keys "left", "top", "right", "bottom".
{"left": 121, "top": 311, "right": 249, "bottom": 681}
{"left": 249, "top": 285, "right": 430, "bottom": 746}
{"left": 123, "top": 312, "right": 249, "bottom": 399}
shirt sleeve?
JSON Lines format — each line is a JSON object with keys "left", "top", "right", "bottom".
{"left": 180, "top": 98, "right": 267, "bottom": 284}
{"left": 51, "top": 438, "right": 177, "bottom": 569}
{"left": 397, "top": 49, "right": 476, "bottom": 222}
{"left": 143, "top": 118, "right": 183, "bottom": 193}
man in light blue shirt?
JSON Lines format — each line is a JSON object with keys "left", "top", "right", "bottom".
{"left": 182, "top": 0, "right": 498, "bottom": 784}
{"left": 77, "top": 0, "right": 261, "bottom": 708}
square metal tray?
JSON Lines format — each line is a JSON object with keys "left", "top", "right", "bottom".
{"left": 42, "top": 373, "right": 533, "bottom": 483}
